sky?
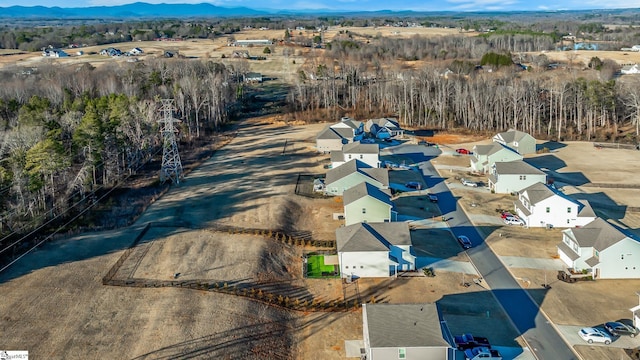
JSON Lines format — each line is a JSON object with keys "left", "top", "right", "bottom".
{"left": 0, "top": 0, "right": 638, "bottom": 12}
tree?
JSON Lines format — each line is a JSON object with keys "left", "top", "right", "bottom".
{"left": 263, "top": 46, "right": 271, "bottom": 55}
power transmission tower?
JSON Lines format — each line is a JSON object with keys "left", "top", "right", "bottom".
{"left": 158, "top": 99, "right": 183, "bottom": 184}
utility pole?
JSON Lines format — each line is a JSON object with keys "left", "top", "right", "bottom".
{"left": 158, "top": 99, "right": 183, "bottom": 184}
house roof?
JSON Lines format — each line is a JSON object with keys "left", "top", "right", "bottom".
{"left": 557, "top": 241, "right": 580, "bottom": 260}
{"left": 493, "top": 160, "right": 546, "bottom": 176}
{"left": 474, "top": 143, "right": 520, "bottom": 157}
{"left": 333, "top": 127, "right": 355, "bottom": 139}
{"left": 332, "top": 118, "right": 362, "bottom": 130}
{"left": 342, "top": 141, "right": 379, "bottom": 154}
{"left": 585, "top": 256, "right": 600, "bottom": 267}
{"left": 325, "top": 159, "right": 389, "bottom": 186}
{"left": 577, "top": 200, "right": 596, "bottom": 218}
{"left": 494, "top": 129, "right": 534, "bottom": 144}
{"left": 330, "top": 151, "right": 344, "bottom": 162}
{"left": 568, "top": 217, "right": 629, "bottom": 251}
{"left": 336, "top": 222, "right": 411, "bottom": 253}
{"left": 520, "top": 182, "right": 556, "bottom": 204}
{"left": 343, "top": 182, "right": 393, "bottom": 207}
{"left": 367, "top": 117, "right": 401, "bottom": 130}
{"left": 363, "top": 303, "right": 450, "bottom": 348}
{"left": 317, "top": 126, "right": 343, "bottom": 140}
{"left": 514, "top": 199, "right": 531, "bottom": 216}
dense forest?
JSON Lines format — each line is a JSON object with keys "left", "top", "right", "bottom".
{"left": 1, "top": 12, "right": 640, "bottom": 256}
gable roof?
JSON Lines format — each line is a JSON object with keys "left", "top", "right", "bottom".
{"left": 520, "top": 183, "right": 596, "bottom": 218}
{"left": 336, "top": 222, "right": 411, "bottom": 252}
{"left": 363, "top": 303, "right": 450, "bottom": 348}
{"left": 325, "top": 159, "right": 389, "bottom": 186}
{"left": 577, "top": 200, "right": 596, "bottom": 218}
{"left": 475, "top": 142, "right": 521, "bottom": 157}
{"left": 368, "top": 117, "right": 401, "bottom": 129}
{"left": 343, "top": 182, "right": 393, "bottom": 207}
{"left": 316, "top": 126, "right": 343, "bottom": 140}
{"left": 342, "top": 141, "right": 379, "bottom": 154}
{"left": 495, "top": 129, "right": 534, "bottom": 143}
{"left": 332, "top": 117, "right": 362, "bottom": 130}
{"left": 569, "top": 217, "right": 629, "bottom": 251}
{"left": 493, "top": 160, "right": 546, "bottom": 176}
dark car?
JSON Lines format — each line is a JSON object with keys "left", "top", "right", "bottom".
{"left": 427, "top": 193, "right": 438, "bottom": 202}
{"left": 604, "top": 322, "right": 638, "bottom": 337}
{"left": 457, "top": 236, "right": 472, "bottom": 250}
{"left": 454, "top": 333, "right": 491, "bottom": 350}
{"left": 405, "top": 182, "right": 422, "bottom": 190}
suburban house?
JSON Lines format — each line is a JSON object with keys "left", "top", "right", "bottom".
{"left": 316, "top": 126, "right": 351, "bottom": 153}
{"left": 362, "top": 303, "right": 452, "bottom": 360}
{"left": 331, "top": 117, "right": 365, "bottom": 141}
{"left": 492, "top": 129, "right": 537, "bottom": 155}
{"left": 42, "top": 48, "right": 69, "bottom": 57}
{"left": 343, "top": 182, "right": 396, "bottom": 226}
{"left": 621, "top": 64, "right": 640, "bottom": 75}
{"left": 325, "top": 159, "right": 389, "bottom": 196}
{"left": 337, "top": 222, "right": 415, "bottom": 278}
{"left": 233, "top": 39, "right": 273, "bottom": 47}
{"left": 488, "top": 160, "right": 547, "bottom": 194}
{"left": 557, "top": 217, "right": 640, "bottom": 279}
{"left": 244, "top": 72, "right": 263, "bottom": 83}
{"left": 365, "top": 118, "right": 404, "bottom": 139}
{"left": 514, "top": 182, "right": 596, "bottom": 228}
{"left": 331, "top": 142, "right": 380, "bottom": 169}
{"left": 470, "top": 143, "right": 523, "bottom": 173}
{"left": 129, "top": 47, "right": 144, "bottom": 55}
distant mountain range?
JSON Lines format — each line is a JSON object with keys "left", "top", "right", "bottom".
{"left": 0, "top": 2, "right": 268, "bottom": 18}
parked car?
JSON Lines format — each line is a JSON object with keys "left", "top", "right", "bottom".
{"left": 579, "top": 327, "right": 612, "bottom": 344}
{"left": 504, "top": 216, "right": 525, "bottom": 226}
{"left": 464, "top": 347, "right": 502, "bottom": 360}
{"left": 405, "top": 182, "right": 422, "bottom": 190}
{"left": 427, "top": 193, "right": 438, "bottom": 202}
{"left": 457, "top": 236, "right": 472, "bottom": 250}
{"left": 456, "top": 148, "right": 471, "bottom": 154}
{"left": 454, "top": 333, "right": 491, "bottom": 350}
{"left": 500, "top": 211, "right": 514, "bottom": 219}
{"left": 604, "top": 322, "right": 639, "bottom": 337}
{"left": 419, "top": 140, "right": 436, "bottom": 146}
{"left": 461, "top": 178, "right": 478, "bottom": 187}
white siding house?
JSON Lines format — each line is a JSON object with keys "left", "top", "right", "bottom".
{"left": 331, "top": 117, "right": 365, "bottom": 141}
{"left": 488, "top": 160, "right": 546, "bottom": 194}
{"left": 363, "top": 303, "right": 451, "bottom": 360}
{"left": 492, "top": 129, "right": 536, "bottom": 155}
{"left": 316, "top": 126, "right": 350, "bottom": 153}
{"left": 331, "top": 142, "right": 380, "bottom": 169}
{"left": 325, "top": 159, "right": 389, "bottom": 196}
{"left": 343, "top": 182, "right": 396, "bottom": 226}
{"left": 337, "top": 222, "right": 415, "bottom": 278}
{"left": 514, "top": 183, "right": 596, "bottom": 228}
{"left": 557, "top": 217, "right": 640, "bottom": 279}
{"left": 470, "top": 143, "right": 523, "bottom": 173}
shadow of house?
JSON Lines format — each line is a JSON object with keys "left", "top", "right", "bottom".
{"left": 570, "top": 192, "right": 628, "bottom": 221}
{"left": 524, "top": 154, "right": 567, "bottom": 172}
{"left": 537, "top": 141, "right": 567, "bottom": 152}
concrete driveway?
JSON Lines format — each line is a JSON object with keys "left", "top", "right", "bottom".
{"left": 557, "top": 325, "right": 640, "bottom": 348}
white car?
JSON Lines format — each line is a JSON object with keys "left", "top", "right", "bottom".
{"left": 461, "top": 178, "right": 478, "bottom": 187}
{"left": 504, "top": 216, "right": 525, "bottom": 226}
{"left": 579, "top": 327, "right": 612, "bottom": 344}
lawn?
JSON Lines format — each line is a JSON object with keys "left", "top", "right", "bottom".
{"left": 306, "top": 255, "right": 338, "bottom": 278}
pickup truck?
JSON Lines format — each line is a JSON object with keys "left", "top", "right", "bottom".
{"left": 464, "top": 347, "right": 502, "bottom": 360}
{"left": 454, "top": 333, "right": 491, "bottom": 350}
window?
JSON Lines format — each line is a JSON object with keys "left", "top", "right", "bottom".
{"left": 546, "top": 207, "right": 550, "bottom": 213}
{"left": 398, "top": 348, "right": 406, "bottom": 359}
{"left": 362, "top": 208, "right": 366, "bottom": 214}
{"left": 519, "top": 175, "right": 527, "bottom": 180}
{"left": 360, "top": 266, "right": 364, "bottom": 269}
{"left": 567, "top": 207, "right": 571, "bottom": 213}
{"left": 359, "top": 154, "right": 363, "bottom": 159}
{"left": 348, "top": 155, "right": 352, "bottom": 159}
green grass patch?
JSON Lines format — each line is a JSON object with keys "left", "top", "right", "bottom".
{"left": 306, "top": 255, "right": 339, "bottom": 278}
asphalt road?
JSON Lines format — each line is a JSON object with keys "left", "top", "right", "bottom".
{"left": 412, "top": 152, "right": 579, "bottom": 360}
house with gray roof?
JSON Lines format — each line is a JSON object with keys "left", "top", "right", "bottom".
{"left": 316, "top": 126, "right": 350, "bottom": 153}
{"left": 325, "top": 159, "right": 389, "bottom": 196}
{"left": 331, "top": 142, "right": 380, "bottom": 169}
{"left": 362, "top": 303, "right": 452, "bottom": 360}
{"left": 343, "top": 182, "right": 396, "bottom": 226}
{"left": 492, "top": 129, "right": 536, "bottom": 155}
{"left": 558, "top": 217, "right": 640, "bottom": 279}
{"left": 515, "top": 182, "right": 595, "bottom": 228}
{"left": 365, "top": 118, "right": 404, "bottom": 139}
{"left": 488, "top": 160, "right": 546, "bottom": 194}
{"left": 471, "top": 142, "right": 523, "bottom": 173}
{"left": 337, "top": 222, "right": 414, "bottom": 278}
{"left": 331, "top": 117, "right": 365, "bottom": 140}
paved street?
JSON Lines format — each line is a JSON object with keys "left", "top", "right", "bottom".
{"left": 388, "top": 144, "right": 579, "bottom": 360}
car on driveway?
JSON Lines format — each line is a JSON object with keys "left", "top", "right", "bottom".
{"left": 456, "top": 148, "right": 471, "bottom": 154}
{"left": 504, "top": 216, "right": 525, "bottom": 226}
{"left": 461, "top": 178, "right": 478, "bottom": 187}
{"left": 427, "top": 193, "right": 438, "bottom": 202}
{"left": 500, "top": 211, "right": 514, "bottom": 219}
{"left": 604, "top": 322, "right": 639, "bottom": 337}
{"left": 405, "top": 182, "right": 422, "bottom": 190}
{"left": 454, "top": 333, "right": 491, "bottom": 350}
{"left": 457, "top": 235, "right": 472, "bottom": 250}
{"left": 579, "top": 327, "right": 612, "bottom": 344}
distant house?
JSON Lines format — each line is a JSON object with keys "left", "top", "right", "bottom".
{"left": 363, "top": 303, "right": 452, "bottom": 360}
{"left": 470, "top": 143, "right": 523, "bottom": 173}
{"left": 514, "top": 182, "right": 596, "bottom": 228}
{"left": 100, "top": 47, "right": 122, "bottom": 57}
{"left": 129, "top": 47, "right": 144, "bottom": 55}
{"left": 331, "top": 142, "right": 380, "bottom": 169}
{"left": 232, "top": 50, "right": 250, "bottom": 58}
{"left": 492, "top": 129, "right": 536, "bottom": 155}
{"left": 343, "top": 182, "right": 396, "bottom": 226}
{"left": 621, "top": 64, "right": 640, "bottom": 75}
{"left": 574, "top": 42, "right": 599, "bottom": 51}
{"left": 42, "top": 49, "right": 69, "bottom": 58}
{"left": 244, "top": 72, "right": 263, "bottom": 83}
{"left": 331, "top": 117, "right": 365, "bottom": 141}
{"left": 557, "top": 217, "right": 640, "bottom": 279}
{"left": 488, "top": 160, "right": 546, "bottom": 194}
{"left": 325, "top": 159, "right": 389, "bottom": 196}
{"left": 337, "top": 222, "right": 415, "bottom": 278}
{"left": 233, "top": 39, "right": 273, "bottom": 47}
{"left": 365, "top": 118, "right": 404, "bottom": 139}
